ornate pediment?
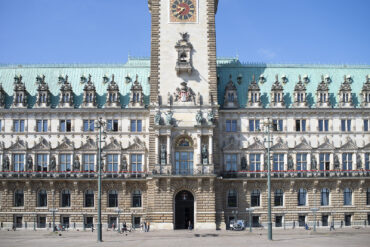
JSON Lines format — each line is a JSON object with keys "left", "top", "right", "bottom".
{"left": 54, "top": 137, "right": 74, "bottom": 150}
{"left": 362, "top": 142, "right": 370, "bottom": 150}
{"left": 31, "top": 137, "right": 51, "bottom": 150}
{"left": 223, "top": 137, "right": 240, "bottom": 151}
{"left": 104, "top": 137, "right": 122, "bottom": 150}
{"left": 79, "top": 137, "right": 97, "bottom": 150}
{"left": 126, "top": 137, "right": 146, "bottom": 151}
{"left": 294, "top": 137, "right": 312, "bottom": 150}
{"left": 271, "top": 137, "right": 288, "bottom": 150}
{"left": 7, "top": 137, "right": 27, "bottom": 150}
{"left": 340, "top": 137, "right": 357, "bottom": 150}
{"left": 246, "top": 137, "right": 265, "bottom": 150}
{"left": 317, "top": 137, "right": 335, "bottom": 150}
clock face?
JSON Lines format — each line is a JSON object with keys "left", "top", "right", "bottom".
{"left": 170, "top": 0, "right": 197, "bottom": 23}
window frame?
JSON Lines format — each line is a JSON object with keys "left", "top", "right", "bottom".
{"left": 298, "top": 188, "right": 307, "bottom": 206}
{"left": 132, "top": 190, "right": 142, "bottom": 208}
{"left": 249, "top": 153, "right": 261, "bottom": 171}
{"left": 321, "top": 188, "right": 330, "bottom": 206}
{"left": 251, "top": 189, "right": 260, "bottom": 207}
{"left": 60, "top": 119, "right": 72, "bottom": 132}
{"left": 130, "top": 120, "right": 142, "bottom": 132}
{"left": 131, "top": 154, "right": 143, "bottom": 173}
{"left": 83, "top": 154, "right": 95, "bottom": 172}
{"left": 225, "top": 154, "right": 237, "bottom": 172}
{"left": 14, "top": 189, "right": 24, "bottom": 207}
{"left": 84, "top": 190, "right": 94, "bottom": 208}
{"left": 227, "top": 189, "right": 238, "bottom": 208}
{"left": 83, "top": 120, "right": 95, "bottom": 132}
{"left": 274, "top": 189, "right": 284, "bottom": 207}
{"left": 295, "top": 119, "right": 306, "bottom": 132}
{"left": 108, "top": 190, "right": 118, "bottom": 208}
{"left": 36, "top": 119, "right": 48, "bottom": 132}
{"left": 37, "top": 189, "right": 48, "bottom": 207}
{"left": 343, "top": 188, "right": 352, "bottom": 206}
{"left": 13, "top": 154, "right": 25, "bottom": 172}
{"left": 61, "top": 189, "right": 71, "bottom": 207}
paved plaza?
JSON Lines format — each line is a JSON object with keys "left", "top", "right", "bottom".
{"left": 0, "top": 228, "right": 369, "bottom": 247}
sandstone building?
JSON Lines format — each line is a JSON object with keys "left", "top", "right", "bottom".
{"left": 0, "top": 0, "right": 369, "bottom": 230}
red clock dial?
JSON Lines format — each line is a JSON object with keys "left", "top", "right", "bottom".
{"left": 171, "top": 0, "right": 195, "bottom": 21}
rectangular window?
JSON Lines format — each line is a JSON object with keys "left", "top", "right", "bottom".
{"left": 366, "top": 153, "right": 370, "bottom": 170}
{"left": 249, "top": 154, "right": 261, "bottom": 171}
{"left": 13, "top": 120, "right": 25, "bottom": 132}
{"left": 296, "top": 153, "right": 307, "bottom": 171}
{"left": 341, "top": 119, "right": 351, "bottom": 132}
{"left": 0, "top": 120, "right": 2, "bottom": 132}
{"left": 318, "top": 119, "right": 329, "bottom": 132}
{"left": 319, "top": 153, "right": 330, "bottom": 171}
{"left": 107, "top": 154, "right": 119, "bottom": 172}
{"left": 273, "top": 119, "right": 283, "bottom": 131}
{"left": 36, "top": 120, "right": 48, "bottom": 132}
{"left": 298, "top": 215, "right": 306, "bottom": 227}
{"left": 83, "top": 154, "right": 95, "bottom": 172}
{"left": 273, "top": 154, "right": 284, "bottom": 171}
{"left": 249, "top": 119, "right": 260, "bottom": 132}
{"left": 364, "top": 119, "right": 369, "bottom": 131}
{"left": 107, "top": 120, "right": 119, "bottom": 132}
{"left": 131, "top": 154, "right": 143, "bottom": 173}
{"left": 83, "top": 120, "right": 95, "bottom": 132}
{"left": 226, "top": 119, "right": 237, "bottom": 132}
{"left": 342, "top": 153, "right": 353, "bottom": 170}
{"left": 37, "top": 154, "right": 48, "bottom": 172}
{"left": 60, "top": 120, "right": 71, "bottom": 132}
{"left": 14, "top": 154, "right": 25, "bottom": 171}
{"left": 225, "top": 154, "right": 237, "bottom": 172}
{"left": 130, "top": 120, "right": 142, "bottom": 132}
{"left": 60, "top": 154, "right": 72, "bottom": 172}
{"left": 296, "top": 119, "right": 306, "bottom": 132}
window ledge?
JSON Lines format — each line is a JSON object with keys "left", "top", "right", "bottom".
{"left": 343, "top": 205, "right": 355, "bottom": 208}
{"left": 82, "top": 207, "right": 96, "bottom": 209}
{"left": 60, "top": 207, "right": 72, "bottom": 209}
{"left": 12, "top": 207, "right": 25, "bottom": 209}
{"left": 35, "top": 207, "right": 48, "bottom": 210}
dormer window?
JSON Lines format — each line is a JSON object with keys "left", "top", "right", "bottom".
{"left": 129, "top": 75, "right": 144, "bottom": 108}
{"left": 59, "top": 75, "right": 74, "bottom": 108}
{"left": 316, "top": 75, "right": 330, "bottom": 108}
{"left": 338, "top": 75, "right": 353, "bottom": 108}
{"left": 227, "top": 92, "right": 234, "bottom": 102}
{"left": 361, "top": 75, "right": 370, "bottom": 107}
{"left": 35, "top": 75, "right": 50, "bottom": 107}
{"left": 105, "top": 74, "right": 120, "bottom": 108}
{"left": 247, "top": 75, "right": 261, "bottom": 107}
{"left": 175, "top": 32, "right": 193, "bottom": 75}
{"left": 223, "top": 75, "right": 239, "bottom": 109}
{"left": 15, "top": 93, "right": 23, "bottom": 103}
{"left": 293, "top": 75, "right": 307, "bottom": 107}
{"left": 0, "top": 84, "right": 5, "bottom": 107}
{"left": 270, "top": 75, "right": 285, "bottom": 107}
{"left": 12, "top": 75, "right": 27, "bottom": 108}
{"left": 180, "top": 52, "right": 187, "bottom": 62}
{"left": 82, "top": 74, "right": 97, "bottom": 107}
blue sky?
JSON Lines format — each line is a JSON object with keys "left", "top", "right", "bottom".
{"left": 0, "top": 0, "right": 369, "bottom": 64}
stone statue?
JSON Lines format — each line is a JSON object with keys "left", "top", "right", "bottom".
{"left": 241, "top": 156, "right": 247, "bottom": 170}
{"left": 197, "top": 92, "right": 201, "bottom": 105}
{"left": 356, "top": 154, "right": 362, "bottom": 169}
{"left": 334, "top": 154, "right": 340, "bottom": 169}
{"left": 288, "top": 155, "right": 294, "bottom": 170}
{"left": 207, "top": 110, "right": 214, "bottom": 124}
{"left": 201, "top": 144, "right": 208, "bottom": 165}
{"left": 311, "top": 155, "right": 317, "bottom": 170}
{"left": 121, "top": 156, "right": 128, "bottom": 171}
{"left": 165, "top": 110, "right": 173, "bottom": 125}
{"left": 73, "top": 156, "right": 80, "bottom": 171}
{"left": 3, "top": 156, "right": 9, "bottom": 171}
{"left": 264, "top": 153, "right": 268, "bottom": 171}
{"left": 26, "top": 155, "right": 33, "bottom": 171}
{"left": 160, "top": 144, "right": 167, "bottom": 165}
{"left": 154, "top": 110, "right": 161, "bottom": 125}
{"left": 196, "top": 110, "right": 202, "bottom": 125}
{"left": 50, "top": 156, "right": 56, "bottom": 171}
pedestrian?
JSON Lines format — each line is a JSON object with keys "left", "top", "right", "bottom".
{"left": 147, "top": 221, "right": 150, "bottom": 232}
{"left": 144, "top": 221, "right": 147, "bottom": 232}
{"left": 112, "top": 222, "right": 115, "bottom": 231}
{"left": 188, "top": 220, "right": 192, "bottom": 230}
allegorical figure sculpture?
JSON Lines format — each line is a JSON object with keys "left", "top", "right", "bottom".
{"left": 154, "top": 110, "right": 161, "bottom": 125}
{"left": 27, "top": 155, "right": 33, "bottom": 171}
{"left": 3, "top": 156, "right": 10, "bottom": 171}
{"left": 334, "top": 155, "right": 340, "bottom": 169}
{"left": 288, "top": 155, "right": 294, "bottom": 170}
{"left": 50, "top": 156, "right": 56, "bottom": 171}
{"left": 196, "top": 110, "right": 202, "bottom": 125}
{"left": 356, "top": 154, "right": 362, "bottom": 169}
{"left": 241, "top": 156, "right": 247, "bottom": 170}
{"left": 160, "top": 144, "right": 167, "bottom": 165}
{"left": 201, "top": 144, "right": 208, "bottom": 165}
{"left": 73, "top": 156, "right": 80, "bottom": 171}
{"left": 121, "top": 156, "right": 128, "bottom": 171}
{"left": 311, "top": 155, "right": 317, "bottom": 170}
{"left": 207, "top": 110, "right": 214, "bottom": 124}
{"left": 165, "top": 110, "right": 173, "bottom": 125}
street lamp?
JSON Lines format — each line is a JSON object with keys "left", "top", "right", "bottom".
{"left": 246, "top": 208, "right": 254, "bottom": 232}
{"left": 263, "top": 118, "right": 274, "bottom": 240}
{"left": 115, "top": 208, "right": 122, "bottom": 233}
{"left": 50, "top": 190, "right": 58, "bottom": 232}
{"left": 96, "top": 117, "right": 106, "bottom": 242}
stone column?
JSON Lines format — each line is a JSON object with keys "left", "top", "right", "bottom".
{"left": 166, "top": 135, "right": 171, "bottom": 165}
{"left": 197, "top": 134, "right": 201, "bottom": 165}
{"left": 208, "top": 135, "right": 213, "bottom": 165}
{"left": 307, "top": 153, "right": 312, "bottom": 171}
{"left": 330, "top": 153, "right": 334, "bottom": 171}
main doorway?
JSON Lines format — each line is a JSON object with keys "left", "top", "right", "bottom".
{"left": 175, "top": 190, "right": 194, "bottom": 229}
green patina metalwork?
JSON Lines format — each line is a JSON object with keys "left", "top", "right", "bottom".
{"left": 0, "top": 57, "right": 369, "bottom": 108}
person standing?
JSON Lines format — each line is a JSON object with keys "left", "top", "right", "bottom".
{"left": 147, "top": 221, "right": 150, "bottom": 232}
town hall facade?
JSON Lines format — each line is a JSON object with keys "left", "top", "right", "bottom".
{"left": 0, "top": 0, "right": 369, "bottom": 230}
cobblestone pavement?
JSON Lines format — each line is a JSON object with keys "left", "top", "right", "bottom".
{"left": 0, "top": 228, "right": 369, "bottom": 247}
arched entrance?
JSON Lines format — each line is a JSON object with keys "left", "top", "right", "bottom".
{"left": 175, "top": 190, "right": 194, "bottom": 229}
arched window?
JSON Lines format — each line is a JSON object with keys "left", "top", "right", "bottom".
{"left": 84, "top": 190, "right": 94, "bottom": 207}
{"left": 321, "top": 188, "right": 330, "bottom": 206}
{"left": 344, "top": 188, "right": 352, "bottom": 205}
{"left": 227, "top": 189, "right": 237, "bottom": 208}
{"left": 274, "top": 189, "right": 284, "bottom": 206}
{"left": 14, "top": 189, "right": 24, "bottom": 207}
{"left": 177, "top": 137, "right": 191, "bottom": 147}
{"left": 37, "top": 189, "right": 47, "bottom": 207}
{"left": 251, "top": 189, "right": 260, "bottom": 207}
{"left": 108, "top": 190, "right": 118, "bottom": 208}
{"left": 132, "top": 190, "right": 142, "bottom": 207}
{"left": 61, "top": 189, "right": 70, "bottom": 207}
{"left": 298, "top": 188, "right": 307, "bottom": 206}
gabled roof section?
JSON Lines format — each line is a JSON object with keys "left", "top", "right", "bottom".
{"left": 294, "top": 137, "right": 312, "bottom": 150}
{"left": 104, "top": 137, "right": 122, "bottom": 150}
{"left": 245, "top": 137, "right": 265, "bottom": 150}
{"left": 340, "top": 137, "right": 358, "bottom": 150}
{"left": 271, "top": 137, "right": 289, "bottom": 151}
{"left": 31, "top": 137, "right": 52, "bottom": 150}
{"left": 79, "top": 137, "right": 97, "bottom": 150}
{"left": 6, "top": 137, "right": 27, "bottom": 150}
{"left": 126, "top": 137, "right": 146, "bottom": 151}
{"left": 317, "top": 137, "right": 335, "bottom": 150}
{"left": 54, "top": 137, "right": 74, "bottom": 150}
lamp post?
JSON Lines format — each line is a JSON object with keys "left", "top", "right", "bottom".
{"left": 96, "top": 117, "right": 106, "bottom": 242}
{"left": 33, "top": 214, "right": 36, "bottom": 231}
{"left": 263, "top": 118, "right": 273, "bottom": 240}
{"left": 115, "top": 208, "right": 122, "bottom": 233}
{"left": 246, "top": 208, "right": 254, "bottom": 232}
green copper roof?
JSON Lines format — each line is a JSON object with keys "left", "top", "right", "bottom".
{"left": 1, "top": 57, "right": 369, "bottom": 108}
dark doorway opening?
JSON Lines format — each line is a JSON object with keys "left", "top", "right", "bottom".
{"left": 175, "top": 190, "right": 194, "bottom": 229}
